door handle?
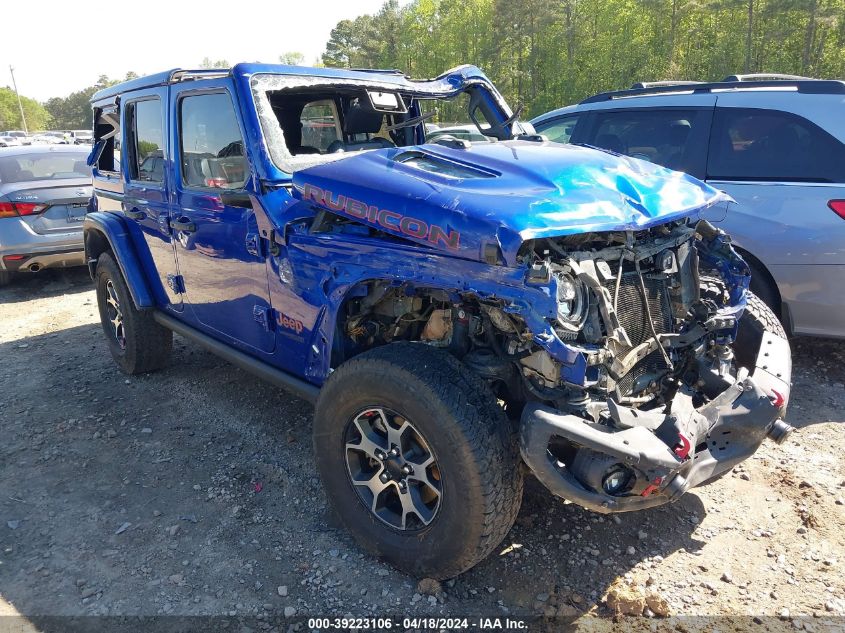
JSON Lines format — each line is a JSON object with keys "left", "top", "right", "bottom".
{"left": 170, "top": 218, "right": 196, "bottom": 232}
{"left": 125, "top": 209, "right": 145, "bottom": 220}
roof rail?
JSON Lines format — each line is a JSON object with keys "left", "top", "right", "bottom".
{"left": 169, "top": 69, "right": 231, "bottom": 83}
{"left": 722, "top": 73, "right": 812, "bottom": 82}
{"left": 580, "top": 78, "right": 845, "bottom": 104}
{"left": 631, "top": 80, "right": 704, "bottom": 89}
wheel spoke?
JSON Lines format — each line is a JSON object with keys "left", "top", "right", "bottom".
{"left": 399, "top": 485, "right": 436, "bottom": 528}
{"left": 346, "top": 412, "right": 388, "bottom": 459}
{"left": 386, "top": 419, "right": 411, "bottom": 453}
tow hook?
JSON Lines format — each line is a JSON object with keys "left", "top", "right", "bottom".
{"left": 767, "top": 419, "right": 794, "bottom": 445}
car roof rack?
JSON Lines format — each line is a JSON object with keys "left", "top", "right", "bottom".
{"left": 169, "top": 69, "right": 231, "bottom": 83}
{"left": 581, "top": 77, "right": 845, "bottom": 103}
{"left": 722, "top": 73, "right": 812, "bottom": 82}
{"left": 630, "top": 80, "right": 704, "bottom": 89}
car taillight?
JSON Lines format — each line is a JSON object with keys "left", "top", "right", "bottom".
{"left": 829, "top": 200, "right": 845, "bottom": 220}
{"left": 0, "top": 201, "right": 47, "bottom": 217}
{"left": 204, "top": 177, "right": 228, "bottom": 188}
{"left": 15, "top": 202, "right": 47, "bottom": 216}
{"left": 0, "top": 202, "right": 16, "bottom": 219}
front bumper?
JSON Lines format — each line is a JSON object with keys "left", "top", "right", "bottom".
{"left": 519, "top": 328, "right": 792, "bottom": 513}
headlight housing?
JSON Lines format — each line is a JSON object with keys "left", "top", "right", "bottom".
{"left": 555, "top": 272, "right": 587, "bottom": 331}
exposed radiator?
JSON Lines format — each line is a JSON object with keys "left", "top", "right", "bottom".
{"left": 604, "top": 273, "right": 674, "bottom": 396}
{"left": 605, "top": 273, "right": 673, "bottom": 347}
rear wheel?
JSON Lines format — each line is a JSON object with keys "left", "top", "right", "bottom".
{"left": 95, "top": 253, "right": 172, "bottom": 374}
{"left": 314, "top": 342, "right": 523, "bottom": 579}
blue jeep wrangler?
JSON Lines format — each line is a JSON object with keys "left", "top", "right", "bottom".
{"left": 85, "top": 64, "right": 793, "bottom": 579}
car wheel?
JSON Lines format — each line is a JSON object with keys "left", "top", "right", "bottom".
{"left": 314, "top": 342, "right": 523, "bottom": 579}
{"left": 0, "top": 270, "right": 12, "bottom": 287}
{"left": 95, "top": 252, "right": 172, "bottom": 374}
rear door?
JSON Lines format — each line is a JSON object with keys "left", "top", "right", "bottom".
{"left": 122, "top": 88, "right": 183, "bottom": 310}
{"left": 705, "top": 98, "right": 845, "bottom": 335}
{"left": 706, "top": 102, "right": 845, "bottom": 266}
{"left": 169, "top": 83, "right": 275, "bottom": 353}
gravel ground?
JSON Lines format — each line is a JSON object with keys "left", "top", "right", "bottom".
{"left": 1, "top": 269, "right": 843, "bottom": 630}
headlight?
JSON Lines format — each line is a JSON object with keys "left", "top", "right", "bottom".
{"left": 555, "top": 272, "right": 587, "bottom": 329}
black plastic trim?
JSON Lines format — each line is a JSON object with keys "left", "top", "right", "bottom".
{"left": 581, "top": 79, "right": 845, "bottom": 104}
{"left": 153, "top": 311, "right": 320, "bottom": 404}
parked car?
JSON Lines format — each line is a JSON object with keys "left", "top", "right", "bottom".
{"left": 30, "top": 131, "right": 71, "bottom": 145}
{"left": 0, "top": 135, "right": 23, "bottom": 148}
{"left": 69, "top": 129, "right": 94, "bottom": 145}
{"left": 0, "top": 145, "right": 92, "bottom": 285}
{"left": 0, "top": 130, "right": 31, "bottom": 145}
{"left": 532, "top": 74, "right": 845, "bottom": 338}
{"left": 84, "top": 64, "right": 792, "bottom": 579}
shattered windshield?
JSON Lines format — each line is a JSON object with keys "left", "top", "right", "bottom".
{"left": 250, "top": 73, "right": 503, "bottom": 175}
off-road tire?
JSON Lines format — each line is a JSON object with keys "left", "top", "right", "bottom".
{"left": 747, "top": 261, "right": 780, "bottom": 317}
{"left": 0, "top": 270, "right": 12, "bottom": 287}
{"left": 95, "top": 253, "right": 172, "bottom": 374}
{"left": 701, "top": 290, "right": 785, "bottom": 486}
{"left": 314, "top": 342, "right": 523, "bottom": 579}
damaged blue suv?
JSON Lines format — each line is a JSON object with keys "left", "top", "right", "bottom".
{"left": 85, "top": 64, "right": 793, "bottom": 579}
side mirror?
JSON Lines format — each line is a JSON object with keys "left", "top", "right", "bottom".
{"left": 220, "top": 191, "right": 253, "bottom": 209}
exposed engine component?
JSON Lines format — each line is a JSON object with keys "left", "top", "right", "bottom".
{"left": 333, "top": 217, "right": 793, "bottom": 512}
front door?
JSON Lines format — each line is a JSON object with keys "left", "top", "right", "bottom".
{"left": 122, "top": 89, "right": 183, "bottom": 310}
{"left": 169, "top": 85, "right": 275, "bottom": 353}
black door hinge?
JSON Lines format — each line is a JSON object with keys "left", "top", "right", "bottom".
{"left": 167, "top": 274, "right": 185, "bottom": 294}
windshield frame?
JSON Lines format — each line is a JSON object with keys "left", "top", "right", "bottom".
{"left": 249, "top": 70, "right": 514, "bottom": 178}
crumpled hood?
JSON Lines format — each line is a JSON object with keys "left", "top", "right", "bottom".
{"left": 291, "top": 140, "right": 730, "bottom": 265}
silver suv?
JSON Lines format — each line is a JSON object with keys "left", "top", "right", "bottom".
{"left": 532, "top": 74, "right": 845, "bottom": 338}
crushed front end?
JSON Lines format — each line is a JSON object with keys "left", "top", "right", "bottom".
{"left": 513, "top": 218, "right": 792, "bottom": 512}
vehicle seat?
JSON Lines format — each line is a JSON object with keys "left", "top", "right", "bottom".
{"left": 329, "top": 97, "right": 395, "bottom": 152}
{"left": 595, "top": 133, "right": 626, "bottom": 154}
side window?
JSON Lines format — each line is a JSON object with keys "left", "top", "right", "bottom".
{"left": 299, "top": 100, "right": 341, "bottom": 153}
{"left": 535, "top": 114, "right": 581, "bottom": 144}
{"left": 128, "top": 99, "right": 164, "bottom": 182}
{"left": 587, "top": 109, "right": 703, "bottom": 175}
{"left": 708, "top": 108, "right": 845, "bottom": 183}
{"left": 93, "top": 106, "right": 121, "bottom": 173}
{"left": 179, "top": 92, "right": 247, "bottom": 189}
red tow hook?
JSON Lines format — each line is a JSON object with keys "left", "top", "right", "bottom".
{"left": 641, "top": 476, "right": 664, "bottom": 497}
{"left": 770, "top": 390, "right": 785, "bottom": 409}
{"left": 673, "top": 434, "right": 692, "bottom": 460}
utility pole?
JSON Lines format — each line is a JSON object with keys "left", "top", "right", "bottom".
{"left": 9, "top": 65, "right": 28, "bottom": 133}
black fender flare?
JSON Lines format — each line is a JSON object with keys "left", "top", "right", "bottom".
{"left": 83, "top": 212, "right": 155, "bottom": 309}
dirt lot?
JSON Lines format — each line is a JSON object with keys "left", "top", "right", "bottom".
{"left": 1, "top": 269, "right": 844, "bottom": 629}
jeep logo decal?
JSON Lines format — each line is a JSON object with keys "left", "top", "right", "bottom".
{"left": 277, "top": 312, "right": 304, "bottom": 334}
{"left": 301, "top": 183, "right": 460, "bottom": 250}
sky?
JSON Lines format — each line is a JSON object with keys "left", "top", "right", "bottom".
{"left": 1, "top": 0, "right": 392, "bottom": 102}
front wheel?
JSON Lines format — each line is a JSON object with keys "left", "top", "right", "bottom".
{"left": 314, "top": 342, "right": 523, "bottom": 579}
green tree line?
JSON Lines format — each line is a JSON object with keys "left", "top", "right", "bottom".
{"left": 321, "top": 0, "right": 845, "bottom": 117}
{"left": 3, "top": 54, "right": 309, "bottom": 132}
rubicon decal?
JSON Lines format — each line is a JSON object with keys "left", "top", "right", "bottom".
{"left": 301, "top": 183, "right": 460, "bottom": 250}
